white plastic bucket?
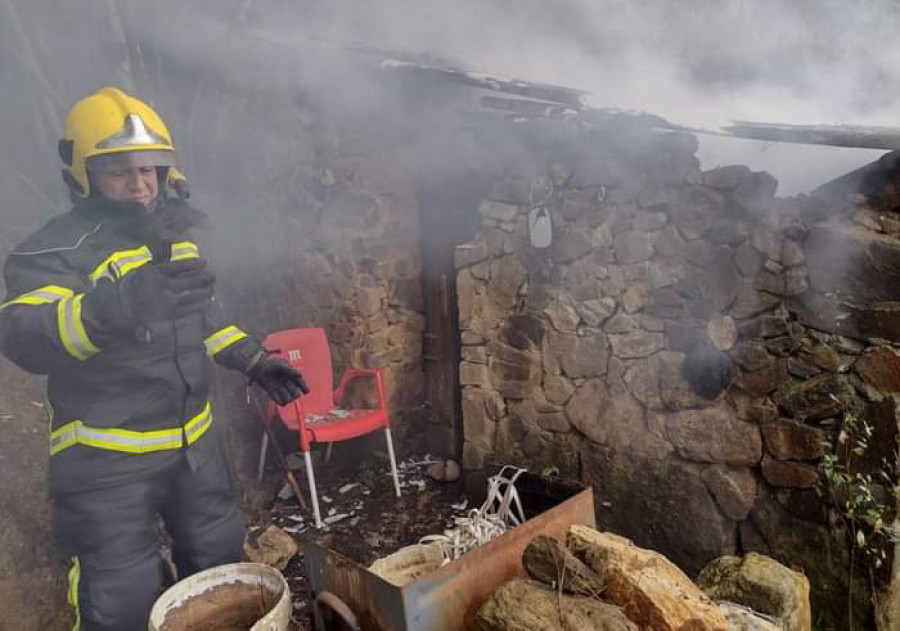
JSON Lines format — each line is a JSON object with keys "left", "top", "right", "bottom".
{"left": 148, "top": 562, "right": 291, "bottom": 631}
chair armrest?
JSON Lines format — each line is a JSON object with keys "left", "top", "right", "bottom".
{"left": 333, "top": 369, "right": 387, "bottom": 411}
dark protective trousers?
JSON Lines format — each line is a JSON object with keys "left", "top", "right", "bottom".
{"left": 53, "top": 452, "right": 245, "bottom": 631}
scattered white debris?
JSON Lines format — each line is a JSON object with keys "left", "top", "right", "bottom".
{"left": 277, "top": 483, "right": 293, "bottom": 500}
{"left": 282, "top": 525, "right": 307, "bottom": 535}
{"left": 286, "top": 515, "right": 305, "bottom": 523}
{"left": 321, "top": 495, "right": 333, "bottom": 504}
{"left": 350, "top": 516, "right": 361, "bottom": 527}
{"left": 324, "top": 513, "right": 352, "bottom": 525}
{"left": 419, "top": 466, "right": 527, "bottom": 563}
{"left": 451, "top": 499, "right": 468, "bottom": 511}
{"left": 339, "top": 482, "right": 360, "bottom": 494}
{"left": 328, "top": 507, "right": 337, "bottom": 516}
{"left": 409, "top": 479, "right": 426, "bottom": 492}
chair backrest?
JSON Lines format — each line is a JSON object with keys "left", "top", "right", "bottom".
{"left": 263, "top": 328, "right": 334, "bottom": 415}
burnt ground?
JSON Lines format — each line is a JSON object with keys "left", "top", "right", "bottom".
{"left": 248, "top": 447, "right": 468, "bottom": 631}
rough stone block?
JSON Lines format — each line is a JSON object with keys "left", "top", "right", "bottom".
{"left": 461, "top": 345, "right": 488, "bottom": 364}
{"left": 473, "top": 578, "right": 637, "bottom": 631}
{"left": 701, "top": 465, "right": 757, "bottom": 521}
{"left": 733, "top": 243, "right": 764, "bottom": 277}
{"left": 729, "top": 286, "right": 781, "bottom": 320}
{"left": 547, "top": 331, "right": 610, "bottom": 379}
{"left": 702, "top": 164, "right": 752, "bottom": 190}
{"left": 761, "top": 421, "right": 828, "bottom": 461}
{"left": 567, "top": 526, "right": 729, "bottom": 630}
{"left": 671, "top": 186, "right": 728, "bottom": 240}
{"left": 609, "top": 331, "right": 665, "bottom": 359}
{"left": 634, "top": 210, "right": 669, "bottom": 231}
{"left": 460, "top": 361, "right": 491, "bottom": 387}
{"left": 537, "top": 411, "right": 571, "bottom": 433}
{"left": 733, "top": 170, "right": 778, "bottom": 215}
{"left": 773, "top": 373, "right": 855, "bottom": 421}
{"left": 666, "top": 405, "right": 762, "bottom": 465}
{"left": 454, "top": 242, "right": 490, "bottom": 268}
{"left": 707, "top": 316, "right": 738, "bottom": 350}
{"left": 622, "top": 284, "right": 650, "bottom": 313}
{"left": 709, "top": 221, "right": 749, "bottom": 246}
{"left": 615, "top": 230, "right": 656, "bottom": 264}
{"left": 760, "top": 457, "right": 818, "bottom": 489}
{"left": 553, "top": 227, "right": 594, "bottom": 263}
{"left": 544, "top": 373, "right": 575, "bottom": 405}
{"left": 697, "top": 553, "right": 811, "bottom": 631}
{"left": 853, "top": 346, "right": 900, "bottom": 392}
{"left": 577, "top": 298, "right": 617, "bottom": 328}
{"left": 479, "top": 200, "right": 521, "bottom": 222}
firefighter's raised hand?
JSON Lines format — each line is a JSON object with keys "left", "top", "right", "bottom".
{"left": 83, "top": 259, "right": 215, "bottom": 337}
{"left": 247, "top": 354, "right": 310, "bottom": 405}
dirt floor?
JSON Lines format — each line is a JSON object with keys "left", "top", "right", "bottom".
{"left": 250, "top": 449, "right": 469, "bottom": 630}
{"left": 0, "top": 362, "right": 71, "bottom": 631}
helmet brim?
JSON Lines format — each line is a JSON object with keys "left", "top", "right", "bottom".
{"left": 86, "top": 150, "right": 178, "bottom": 173}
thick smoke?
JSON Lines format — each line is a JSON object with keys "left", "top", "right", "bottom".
{"left": 3, "top": 0, "right": 900, "bottom": 212}
{"left": 202, "top": 0, "right": 900, "bottom": 194}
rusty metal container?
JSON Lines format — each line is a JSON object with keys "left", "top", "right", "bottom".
{"left": 303, "top": 471, "right": 596, "bottom": 630}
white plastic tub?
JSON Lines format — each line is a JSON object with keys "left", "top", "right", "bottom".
{"left": 148, "top": 562, "right": 291, "bottom": 631}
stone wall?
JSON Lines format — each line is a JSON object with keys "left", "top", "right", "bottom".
{"left": 455, "top": 120, "right": 900, "bottom": 624}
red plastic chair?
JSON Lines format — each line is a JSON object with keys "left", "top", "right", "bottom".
{"left": 256, "top": 328, "right": 401, "bottom": 528}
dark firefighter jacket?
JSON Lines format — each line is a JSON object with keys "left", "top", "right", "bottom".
{"left": 0, "top": 196, "right": 262, "bottom": 496}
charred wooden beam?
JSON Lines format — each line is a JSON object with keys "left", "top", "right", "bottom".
{"left": 724, "top": 120, "right": 900, "bottom": 151}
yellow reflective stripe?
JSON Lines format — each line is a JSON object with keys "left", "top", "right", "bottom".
{"left": 68, "top": 556, "right": 81, "bottom": 631}
{"left": 0, "top": 285, "right": 73, "bottom": 310}
{"left": 49, "top": 403, "right": 214, "bottom": 455}
{"left": 204, "top": 325, "right": 247, "bottom": 357}
{"left": 184, "top": 402, "right": 213, "bottom": 444}
{"left": 57, "top": 295, "right": 100, "bottom": 361}
{"left": 170, "top": 241, "right": 200, "bottom": 261}
{"left": 88, "top": 246, "right": 152, "bottom": 283}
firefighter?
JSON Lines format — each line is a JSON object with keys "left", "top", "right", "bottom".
{"left": 0, "top": 87, "right": 308, "bottom": 630}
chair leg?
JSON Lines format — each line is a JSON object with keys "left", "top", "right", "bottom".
{"left": 256, "top": 430, "right": 269, "bottom": 485}
{"left": 324, "top": 442, "right": 334, "bottom": 464}
{"left": 385, "top": 428, "right": 401, "bottom": 498}
{"left": 304, "top": 450, "right": 323, "bottom": 528}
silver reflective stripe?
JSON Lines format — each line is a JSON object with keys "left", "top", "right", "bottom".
{"left": 59, "top": 295, "right": 99, "bottom": 361}
{"left": 184, "top": 405, "right": 213, "bottom": 444}
{"left": 89, "top": 247, "right": 152, "bottom": 284}
{"left": 171, "top": 242, "right": 200, "bottom": 261}
{"left": 49, "top": 403, "right": 213, "bottom": 455}
{"left": 204, "top": 326, "right": 247, "bottom": 357}
{"left": 0, "top": 285, "right": 73, "bottom": 310}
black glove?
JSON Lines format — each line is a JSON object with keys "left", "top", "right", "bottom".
{"left": 247, "top": 353, "right": 310, "bottom": 405}
{"left": 83, "top": 258, "right": 215, "bottom": 337}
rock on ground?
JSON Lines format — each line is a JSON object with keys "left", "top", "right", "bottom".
{"left": 522, "top": 535, "right": 606, "bottom": 597}
{"left": 697, "top": 553, "right": 811, "bottom": 631}
{"left": 243, "top": 525, "right": 298, "bottom": 571}
{"left": 566, "top": 526, "right": 729, "bottom": 631}
{"left": 473, "top": 578, "right": 638, "bottom": 631}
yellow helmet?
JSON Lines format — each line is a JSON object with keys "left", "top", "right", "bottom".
{"left": 59, "top": 87, "right": 179, "bottom": 198}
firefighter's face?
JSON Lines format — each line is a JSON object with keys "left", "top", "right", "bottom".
{"left": 93, "top": 166, "right": 158, "bottom": 206}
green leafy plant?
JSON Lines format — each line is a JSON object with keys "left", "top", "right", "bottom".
{"left": 817, "top": 401, "right": 899, "bottom": 629}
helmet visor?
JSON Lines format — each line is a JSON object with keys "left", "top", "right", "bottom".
{"left": 86, "top": 149, "right": 178, "bottom": 173}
